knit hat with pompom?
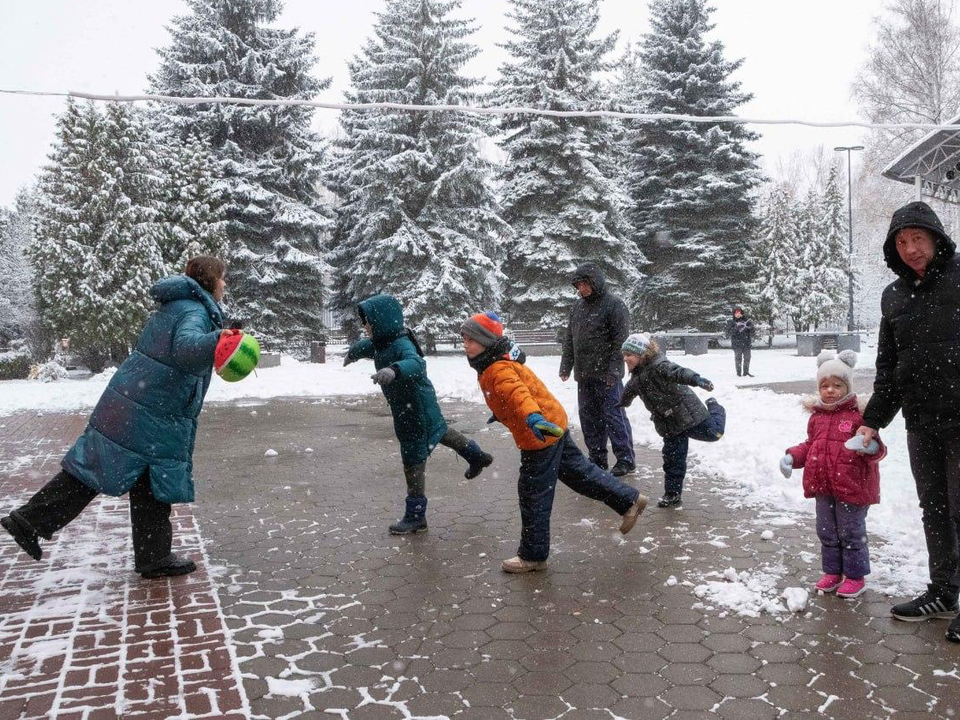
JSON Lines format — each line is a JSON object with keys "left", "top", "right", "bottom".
{"left": 816, "top": 349, "right": 857, "bottom": 389}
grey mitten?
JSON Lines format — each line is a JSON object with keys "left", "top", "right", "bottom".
{"left": 779, "top": 454, "right": 794, "bottom": 478}
{"left": 343, "top": 355, "right": 356, "bottom": 367}
{"left": 844, "top": 436, "right": 880, "bottom": 455}
{"left": 696, "top": 377, "right": 715, "bottom": 392}
{"left": 371, "top": 367, "right": 396, "bottom": 386}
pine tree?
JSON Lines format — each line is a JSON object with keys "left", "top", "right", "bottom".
{"left": 750, "top": 185, "right": 797, "bottom": 340}
{"left": 150, "top": 0, "right": 331, "bottom": 351}
{"left": 30, "top": 100, "right": 165, "bottom": 371}
{"left": 0, "top": 188, "right": 38, "bottom": 342}
{"left": 491, "top": 0, "right": 643, "bottom": 326}
{"left": 157, "top": 133, "right": 228, "bottom": 273}
{"left": 628, "top": 0, "right": 761, "bottom": 330}
{"left": 328, "top": 0, "right": 507, "bottom": 345}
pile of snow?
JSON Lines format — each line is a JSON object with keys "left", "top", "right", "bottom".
{"left": 266, "top": 677, "right": 318, "bottom": 696}
{"left": 693, "top": 567, "right": 789, "bottom": 617}
{"left": 782, "top": 587, "right": 809, "bottom": 612}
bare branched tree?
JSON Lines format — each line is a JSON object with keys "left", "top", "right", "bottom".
{"left": 855, "top": 0, "right": 960, "bottom": 155}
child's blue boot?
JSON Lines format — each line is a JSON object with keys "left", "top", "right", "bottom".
{"left": 389, "top": 496, "right": 428, "bottom": 535}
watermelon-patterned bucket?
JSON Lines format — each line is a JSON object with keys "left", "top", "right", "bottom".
{"left": 214, "top": 331, "right": 261, "bottom": 382}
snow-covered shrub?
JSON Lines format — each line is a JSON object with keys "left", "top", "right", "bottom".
{"left": 0, "top": 348, "right": 31, "bottom": 380}
{"left": 31, "top": 361, "right": 69, "bottom": 382}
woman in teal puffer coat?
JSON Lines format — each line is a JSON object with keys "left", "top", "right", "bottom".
{"left": 2, "top": 256, "right": 231, "bottom": 578}
{"left": 344, "top": 294, "right": 494, "bottom": 534}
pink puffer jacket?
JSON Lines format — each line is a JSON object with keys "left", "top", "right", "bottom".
{"left": 786, "top": 395, "right": 886, "bottom": 506}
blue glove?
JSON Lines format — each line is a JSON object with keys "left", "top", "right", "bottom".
{"left": 844, "top": 436, "right": 880, "bottom": 455}
{"left": 371, "top": 367, "right": 396, "bottom": 386}
{"left": 779, "top": 454, "right": 793, "bottom": 478}
{"left": 696, "top": 377, "right": 714, "bottom": 392}
{"left": 526, "top": 413, "right": 563, "bottom": 442}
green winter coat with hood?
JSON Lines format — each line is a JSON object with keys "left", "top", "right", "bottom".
{"left": 345, "top": 295, "right": 448, "bottom": 466}
{"left": 61, "top": 275, "right": 223, "bottom": 504}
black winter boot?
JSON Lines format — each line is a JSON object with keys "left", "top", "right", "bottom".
{"left": 461, "top": 440, "right": 493, "bottom": 480}
{"left": 611, "top": 460, "right": 636, "bottom": 477}
{"left": 138, "top": 554, "right": 197, "bottom": 579}
{"left": 657, "top": 492, "right": 682, "bottom": 508}
{"left": 390, "top": 497, "right": 428, "bottom": 535}
{"left": 1, "top": 511, "right": 42, "bottom": 561}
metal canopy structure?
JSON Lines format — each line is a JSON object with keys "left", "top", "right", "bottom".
{"left": 883, "top": 112, "right": 960, "bottom": 204}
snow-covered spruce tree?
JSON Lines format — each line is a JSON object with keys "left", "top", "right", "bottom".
{"left": 491, "top": 0, "right": 643, "bottom": 327}
{"left": 150, "top": 0, "right": 331, "bottom": 350}
{"left": 628, "top": 0, "right": 761, "bottom": 330}
{"left": 157, "top": 133, "right": 228, "bottom": 273}
{"left": 793, "top": 179, "right": 848, "bottom": 331}
{"left": 749, "top": 184, "right": 797, "bottom": 342}
{"left": 327, "top": 0, "right": 507, "bottom": 345}
{"left": 0, "top": 188, "right": 38, "bottom": 344}
{"left": 30, "top": 100, "right": 165, "bottom": 371}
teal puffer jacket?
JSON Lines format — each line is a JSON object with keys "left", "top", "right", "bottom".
{"left": 346, "top": 294, "right": 447, "bottom": 466}
{"left": 61, "top": 276, "right": 223, "bottom": 503}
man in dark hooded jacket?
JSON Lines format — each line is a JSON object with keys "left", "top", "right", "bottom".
{"left": 560, "top": 262, "right": 635, "bottom": 476}
{"left": 856, "top": 201, "right": 960, "bottom": 642}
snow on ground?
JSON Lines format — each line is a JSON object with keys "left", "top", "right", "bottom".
{"left": 0, "top": 341, "right": 928, "bottom": 596}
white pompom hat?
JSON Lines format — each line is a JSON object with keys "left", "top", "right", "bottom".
{"left": 816, "top": 349, "right": 857, "bottom": 388}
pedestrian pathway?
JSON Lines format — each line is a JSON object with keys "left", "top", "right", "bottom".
{"left": 2, "top": 397, "right": 960, "bottom": 719}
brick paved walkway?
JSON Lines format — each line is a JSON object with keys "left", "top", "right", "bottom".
{"left": 0, "top": 414, "right": 248, "bottom": 719}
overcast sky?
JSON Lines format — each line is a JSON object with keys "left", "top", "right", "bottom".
{"left": 0, "top": 0, "right": 878, "bottom": 207}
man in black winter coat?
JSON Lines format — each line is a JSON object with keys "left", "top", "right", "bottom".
{"left": 726, "top": 307, "right": 754, "bottom": 377}
{"left": 857, "top": 201, "right": 960, "bottom": 642}
{"left": 560, "top": 262, "right": 635, "bottom": 476}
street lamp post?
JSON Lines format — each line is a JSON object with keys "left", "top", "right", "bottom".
{"left": 834, "top": 145, "right": 865, "bottom": 332}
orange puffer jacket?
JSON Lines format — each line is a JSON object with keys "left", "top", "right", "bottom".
{"left": 479, "top": 360, "right": 568, "bottom": 450}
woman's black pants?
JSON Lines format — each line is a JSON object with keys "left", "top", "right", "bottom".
{"left": 14, "top": 469, "right": 174, "bottom": 571}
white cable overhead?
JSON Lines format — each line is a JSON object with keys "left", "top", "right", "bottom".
{"left": 1, "top": 87, "right": 958, "bottom": 132}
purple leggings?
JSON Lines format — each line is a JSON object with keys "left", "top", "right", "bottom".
{"left": 815, "top": 495, "right": 870, "bottom": 578}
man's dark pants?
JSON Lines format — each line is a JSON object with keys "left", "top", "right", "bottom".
{"left": 662, "top": 401, "right": 727, "bottom": 496}
{"left": 907, "top": 430, "right": 960, "bottom": 598}
{"left": 14, "top": 468, "right": 175, "bottom": 570}
{"left": 734, "top": 346, "right": 751, "bottom": 375}
{"left": 517, "top": 432, "right": 639, "bottom": 562}
{"left": 577, "top": 378, "right": 635, "bottom": 467}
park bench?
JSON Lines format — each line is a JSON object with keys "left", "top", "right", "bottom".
{"left": 652, "top": 332, "right": 723, "bottom": 356}
{"left": 510, "top": 327, "right": 563, "bottom": 356}
{"left": 795, "top": 331, "right": 861, "bottom": 357}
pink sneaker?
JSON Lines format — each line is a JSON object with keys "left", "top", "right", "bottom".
{"left": 815, "top": 573, "right": 843, "bottom": 593}
{"left": 837, "top": 577, "right": 866, "bottom": 599}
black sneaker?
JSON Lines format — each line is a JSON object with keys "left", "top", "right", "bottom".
{"left": 657, "top": 493, "right": 682, "bottom": 508}
{"left": 891, "top": 587, "right": 959, "bottom": 622}
{"left": 1, "top": 512, "right": 42, "bottom": 561}
{"left": 611, "top": 460, "right": 636, "bottom": 477}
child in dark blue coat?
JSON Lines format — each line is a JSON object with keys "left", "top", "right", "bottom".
{"left": 344, "top": 294, "right": 493, "bottom": 534}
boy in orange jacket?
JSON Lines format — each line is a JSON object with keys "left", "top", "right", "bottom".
{"left": 461, "top": 312, "right": 648, "bottom": 573}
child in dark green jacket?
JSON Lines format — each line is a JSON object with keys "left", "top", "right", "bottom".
{"left": 344, "top": 294, "right": 493, "bottom": 534}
